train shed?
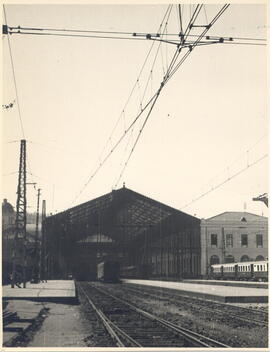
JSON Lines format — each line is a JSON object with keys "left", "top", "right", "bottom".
{"left": 43, "top": 186, "right": 201, "bottom": 280}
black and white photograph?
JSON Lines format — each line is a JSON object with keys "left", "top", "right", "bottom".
{"left": 2, "top": 2, "right": 268, "bottom": 349}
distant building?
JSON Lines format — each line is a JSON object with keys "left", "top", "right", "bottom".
{"left": 2, "top": 198, "right": 39, "bottom": 240}
{"left": 2, "top": 199, "right": 15, "bottom": 231}
{"left": 43, "top": 187, "right": 201, "bottom": 280}
{"left": 201, "top": 211, "right": 268, "bottom": 277}
{"left": 2, "top": 199, "right": 39, "bottom": 284}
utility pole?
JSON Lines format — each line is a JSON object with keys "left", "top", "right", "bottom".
{"left": 40, "top": 200, "right": 46, "bottom": 281}
{"left": 33, "top": 188, "right": 41, "bottom": 283}
{"left": 12, "top": 140, "right": 27, "bottom": 288}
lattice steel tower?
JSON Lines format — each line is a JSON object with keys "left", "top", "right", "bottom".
{"left": 12, "top": 139, "right": 27, "bottom": 288}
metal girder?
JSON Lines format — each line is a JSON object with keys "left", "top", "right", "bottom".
{"left": 253, "top": 193, "right": 268, "bottom": 207}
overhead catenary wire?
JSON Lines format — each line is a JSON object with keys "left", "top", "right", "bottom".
{"left": 165, "top": 4, "right": 231, "bottom": 84}
{"left": 180, "top": 153, "right": 268, "bottom": 210}
{"left": 71, "top": 5, "right": 173, "bottom": 204}
{"left": 113, "top": 5, "right": 231, "bottom": 187}
{"left": 149, "top": 38, "right": 266, "bottom": 47}
{"left": 6, "top": 5, "right": 231, "bottom": 205}
{"left": 11, "top": 31, "right": 157, "bottom": 41}
{"left": 3, "top": 5, "right": 25, "bottom": 139}
{"left": 97, "top": 39, "right": 157, "bottom": 162}
{"left": 164, "top": 5, "right": 203, "bottom": 81}
{"left": 9, "top": 27, "right": 266, "bottom": 44}
{"left": 70, "top": 89, "right": 160, "bottom": 205}
{"left": 113, "top": 33, "right": 192, "bottom": 188}
{"left": 112, "top": 123, "right": 136, "bottom": 188}
{"left": 112, "top": 6, "right": 174, "bottom": 188}
{"left": 92, "top": 5, "right": 172, "bottom": 164}
{"left": 207, "top": 133, "right": 267, "bottom": 186}
{"left": 7, "top": 24, "right": 266, "bottom": 41}
{"left": 178, "top": 4, "right": 183, "bottom": 34}
{"left": 140, "top": 5, "right": 173, "bottom": 104}
{"left": 3, "top": 6, "right": 38, "bottom": 202}
{"left": 113, "top": 87, "right": 163, "bottom": 189}
{"left": 4, "top": 4, "right": 263, "bottom": 213}
{"left": 180, "top": 133, "right": 267, "bottom": 209}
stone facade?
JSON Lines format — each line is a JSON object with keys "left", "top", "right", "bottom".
{"left": 201, "top": 212, "right": 268, "bottom": 277}
{"left": 2, "top": 199, "right": 15, "bottom": 231}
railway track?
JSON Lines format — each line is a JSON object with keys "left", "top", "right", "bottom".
{"left": 78, "top": 282, "right": 230, "bottom": 348}
{"left": 122, "top": 283, "right": 268, "bottom": 327}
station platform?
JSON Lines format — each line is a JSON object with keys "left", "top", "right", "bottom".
{"left": 123, "top": 279, "right": 268, "bottom": 303}
{"left": 3, "top": 280, "right": 77, "bottom": 304}
{"left": 2, "top": 300, "right": 46, "bottom": 347}
{"left": 183, "top": 279, "right": 268, "bottom": 289}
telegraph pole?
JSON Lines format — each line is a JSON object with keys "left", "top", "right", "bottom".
{"left": 33, "top": 188, "right": 41, "bottom": 282}
{"left": 12, "top": 140, "right": 27, "bottom": 288}
{"left": 40, "top": 200, "right": 46, "bottom": 281}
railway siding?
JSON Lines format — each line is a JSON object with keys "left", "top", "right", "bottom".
{"left": 78, "top": 282, "right": 230, "bottom": 348}
{"left": 80, "top": 282, "right": 267, "bottom": 348}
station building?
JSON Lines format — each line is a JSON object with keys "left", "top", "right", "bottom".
{"left": 43, "top": 187, "right": 201, "bottom": 280}
{"left": 4, "top": 192, "right": 268, "bottom": 283}
{"left": 200, "top": 211, "right": 268, "bottom": 277}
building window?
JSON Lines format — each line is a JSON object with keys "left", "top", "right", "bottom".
{"left": 210, "top": 255, "right": 219, "bottom": 265}
{"left": 256, "top": 255, "right": 264, "bottom": 261}
{"left": 256, "top": 234, "right": 263, "bottom": 248}
{"left": 225, "top": 255, "right": 234, "bottom": 263}
{"left": 211, "top": 234, "right": 217, "bottom": 247}
{"left": 241, "top": 255, "right": 250, "bottom": 262}
{"left": 226, "top": 234, "right": 233, "bottom": 247}
{"left": 241, "top": 234, "right": 248, "bottom": 247}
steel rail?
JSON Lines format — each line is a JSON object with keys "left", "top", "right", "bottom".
{"left": 90, "top": 283, "right": 230, "bottom": 348}
{"left": 78, "top": 282, "right": 141, "bottom": 347}
{"left": 100, "top": 315, "right": 142, "bottom": 347}
{"left": 78, "top": 283, "right": 125, "bottom": 347}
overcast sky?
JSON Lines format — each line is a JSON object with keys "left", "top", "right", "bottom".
{"left": 2, "top": 4, "right": 268, "bottom": 219}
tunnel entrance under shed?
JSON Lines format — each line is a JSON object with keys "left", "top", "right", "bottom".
{"left": 43, "top": 187, "right": 201, "bottom": 281}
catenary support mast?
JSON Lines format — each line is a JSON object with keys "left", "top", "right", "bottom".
{"left": 40, "top": 200, "right": 47, "bottom": 281}
{"left": 33, "top": 188, "right": 41, "bottom": 282}
{"left": 11, "top": 139, "right": 27, "bottom": 288}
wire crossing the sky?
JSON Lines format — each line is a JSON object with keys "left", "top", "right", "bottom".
{"left": 3, "top": 4, "right": 265, "bottom": 214}
{"left": 3, "top": 5, "right": 25, "bottom": 139}
{"left": 71, "top": 4, "right": 233, "bottom": 204}
{"left": 70, "top": 5, "right": 174, "bottom": 205}
{"left": 180, "top": 153, "right": 268, "bottom": 210}
{"left": 112, "top": 4, "right": 232, "bottom": 188}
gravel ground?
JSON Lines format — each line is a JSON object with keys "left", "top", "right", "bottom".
{"left": 228, "top": 302, "right": 268, "bottom": 312}
{"left": 98, "top": 283, "right": 268, "bottom": 348}
{"left": 18, "top": 281, "right": 267, "bottom": 348}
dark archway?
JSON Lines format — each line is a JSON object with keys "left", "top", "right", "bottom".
{"left": 225, "top": 255, "right": 234, "bottom": 263}
{"left": 256, "top": 255, "right": 264, "bottom": 261}
{"left": 210, "top": 255, "right": 220, "bottom": 265}
{"left": 240, "top": 255, "right": 250, "bottom": 262}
